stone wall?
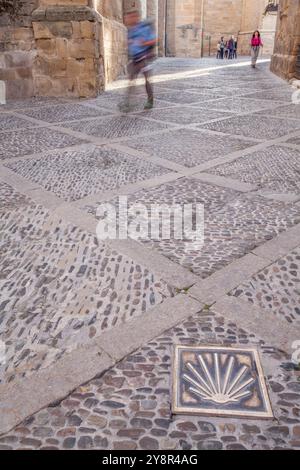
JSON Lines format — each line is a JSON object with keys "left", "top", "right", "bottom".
{"left": 271, "top": 0, "right": 300, "bottom": 80}
{"left": 161, "top": 0, "right": 276, "bottom": 58}
{"left": 0, "top": 0, "right": 128, "bottom": 101}
{"left": 0, "top": 1, "right": 38, "bottom": 100}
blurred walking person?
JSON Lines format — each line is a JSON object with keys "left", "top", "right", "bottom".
{"left": 251, "top": 31, "right": 263, "bottom": 68}
{"left": 120, "top": 9, "right": 157, "bottom": 112}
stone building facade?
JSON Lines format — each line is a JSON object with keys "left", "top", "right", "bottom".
{"left": 271, "top": 0, "right": 300, "bottom": 81}
{"left": 158, "top": 0, "right": 278, "bottom": 58}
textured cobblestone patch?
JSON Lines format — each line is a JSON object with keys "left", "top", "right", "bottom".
{"left": 196, "top": 97, "right": 284, "bottom": 114}
{"left": 199, "top": 115, "right": 300, "bottom": 140}
{"left": 0, "top": 97, "right": 66, "bottom": 112}
{"left": 64, "top": 116, "right": 169, "bottom": 139}
{"left": 286, "top": 137, "right": 300, "bottom": 146}
{"left": 0, "top": 206, "right": 173, "bottom": 384}
{"left": 4, "top": 145, "right": 169, "bottom": 202}
{"left": 208, "top": 145, "right": 300, "bottom": 195}
{"left": 0, "top": 127, "right": 87, "bottom": 161}
{"left": 0, "top": 182, "right": 31, "bottom": 214}
{"left": 137, "top": 107, "right": 232, "bottom": 125}
{"left": 155, "top": 90, "right": 224, "bottom": 104}
{"left": 231, "top": 247, "right": 300, "bottom": 326}
{"left": 18, "top": 103, "right": 113, "bottom": 124}
{"left": 259, "top": 104, "right": 300, "bottom": 120}
{"left": 83, "top": 178, "right": 300, "bottom": 277}
{"left": 1, "top": 312, "right": 299, "bottom": 450}
{"left": 0, "top": 114, "right": 37, "bottom": 132}
{"left": 123, "top": 128, "right": 255, "bottom": 167}
{"left": 245, "top": 89, "right": 294, "bottom": 102}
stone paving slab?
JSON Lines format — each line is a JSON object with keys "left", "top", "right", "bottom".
{"left": 0, "top": 97, "right": 66, "bottom": 112}
{"left": 63, "top": 115, "right": 170, "bottom": 140}
{"left": 155, "top": 90, "right": 225, "bottom": 104}
{"left": 199, "top": 114, "right": 300, "bottom": 140}
{"left": 258, "top": 104, "right": 300, "bottom": 120}
{"left": 0, "top": 127, "right": 87, "bottom": 161}
{"left": 207, "top": 145, "right": 300, "bottom": 197}
{"left": 18, "top": 103, "right": 114, "bottom": 124}
{"left": 195, "top": 97, "right": 285, "bottom": 114}
{"left": 82, "top": 177, "right": 300, "bottom": 278}
{"left": 135, "top": 107, "right": 233, "bottom": 125}
{"left": 0, "top": 182, "right": 32, "bottom": 214}
{"left": 122, "top": 128, "right": 256, "bottom": 168}
{"left": 286, "top": 136, "right": 300, "bottom": 146}
{"left": 0, "top": 114, "right": 38, "bottom": 132}
{"left": 4, "top": 144, "right": 170, "bottom": 202}
{"left": 1, "top": 310, "right": 299, "bottom": 450}
{"left": 231, "top": 246, "right": 300, "bottom": 326}
{"left": 245, "top": 89, "right": 295, "bottom": 103}
{"left": 0, "top": 205, "right": 174, "bottom": 385}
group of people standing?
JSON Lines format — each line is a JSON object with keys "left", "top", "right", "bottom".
{"left": 217, "top": 36, "right": 237, "bottom": 60}
{"left": 217, "top": 30, "right": 263, "bottom": 68}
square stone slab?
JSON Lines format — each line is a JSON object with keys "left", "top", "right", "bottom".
{"left": 199, "top": 114, "right": 300, "bottom": 140}
{"left": 0, "top": 127, "right": 87, "bottom": 161}
{"left": 155, "top": 91, "right": 224, "bottom": 104}
{"left": 137, "top": 106, "right": 233, "bottom": 125}
{"left": 231, "top": 246, "right": 300, "bottom": 325}
{"left": 245, "top": 89, "right": 295, "bottom": 103}
{"left": 123, "top": 128, "right": 256, "bottom": 168}
{"left": 64, "top": 115, "right": 169, "bottom": 140}
{"left": 208, "top": 145, "right": 300, "bottom": 196}
{"left": 258, "top": 104, "right": 300, "bottom": 120}
{"left": 196, "top": 97, "right": 284, "bottom": 114}
{"left": 0, "top": 114, "right": 37, "bottom": 132}
{"left": 172, "top": 345, "right": 273, "bottom": 419}
{"left": 5, "top": 144, "right": 169, "bottom": 202}
{"left": 18, "top": 103, "right": 113, "bottom": 123}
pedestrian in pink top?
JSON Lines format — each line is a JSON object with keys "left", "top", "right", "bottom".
{"left": 250, "top": 30, "right": 263, "bottom": 68}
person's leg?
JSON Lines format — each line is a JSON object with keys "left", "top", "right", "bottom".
{"left": 251, "top": 48, "right": 256, "bottom": 67}
{"left": 119, "top": 61, "right": 137, "bottom": 112}
{"left": 144, "top": 69, "right": 154, "bottom": 109}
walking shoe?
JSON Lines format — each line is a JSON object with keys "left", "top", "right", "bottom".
{"left": 144, "top": 98, "right": 154, "bottom": 110}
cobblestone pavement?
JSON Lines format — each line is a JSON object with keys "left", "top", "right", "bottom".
{"left": 1, "top": 57, "right": 300, "bottom": 450}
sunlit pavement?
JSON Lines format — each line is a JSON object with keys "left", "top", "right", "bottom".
{"left": 1, "top": 57, "right": 300, "bottom": 450}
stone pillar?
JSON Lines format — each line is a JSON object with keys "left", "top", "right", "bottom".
{"left": 271, "top": 0, "right": 300, "bottom": 80}
{"left": 32, "top": 0, "right": 105, "bottom": 98}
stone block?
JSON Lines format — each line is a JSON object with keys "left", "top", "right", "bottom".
{"left": 56, "top": 37, "right": 69, "bottom": 58}
{"left": 69, "top": 39, "right": 95, "bottom": 59}
{"left": 80, "top": 21, "right": 95, "bottom": 39}
{"left": 35, "top": 39, "right": 57, "bottom": 55}
{"left": 4, "top": 51, "right": 33, "bottom": 68}
{"left": 6, "top": 78, "right": 34, "bottom": 100}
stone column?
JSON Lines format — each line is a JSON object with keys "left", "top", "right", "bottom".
{"left": 32, "top": 0, "right": 105, "bottom": 97}
{"left": 271, "top": 0, "right": 300, "bottom": 80}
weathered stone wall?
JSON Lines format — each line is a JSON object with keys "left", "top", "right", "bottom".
{"left": 0, "top": 1, "right": 38, "bottom": 100}
{"left": 100, "top": 16, "right": 127, "bottom": 85}
{"left": 32, "top": 4, "right": 104, "bottom": 98}
{"left": 161, "top": 0, "right": 276, "bottom": 58}
{"left": 0, "top": 0, "right": 128, "bottom": 100}
{"left": 271, "top": 0, "right": 300, "bottom": 80}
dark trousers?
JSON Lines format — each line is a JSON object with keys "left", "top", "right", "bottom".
{"left": 127, "top": 60, "right": 153, "bottom": 102}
